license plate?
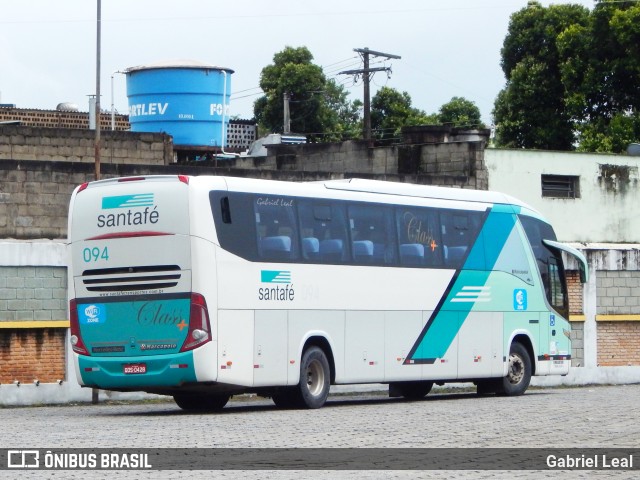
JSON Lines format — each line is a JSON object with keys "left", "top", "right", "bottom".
{"left": 123, "top": 363, "right": 147, "bottom": 374}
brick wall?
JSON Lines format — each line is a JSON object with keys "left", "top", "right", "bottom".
{"left": 0, "top": 265, "right": 68, "bottom": 383}
{"left": 566, "top": 270, "right": 585, "bottom": 366}
{"left": 595, "top": 270, "right": 640, "bottom": 366}
{"left": 567, "top": 270, "right": 584, "bottom": 315}
{"left": 0, "top": 107, "right": 257, "bottom": 151}
{"left": 0, "top": 328, "right": 66, "bottom": 384}
{"left": 0, "top": 106, "right": 129, "bottom": 131}
{"left": 0, "top": 242, "right": 67, "bottom": 387}
{"left": 598, "top": 321, "right": 640, "bottom": 366}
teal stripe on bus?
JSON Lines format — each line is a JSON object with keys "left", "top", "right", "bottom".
{"left": 407, "top": 207, "right": 518, "bottom": 363}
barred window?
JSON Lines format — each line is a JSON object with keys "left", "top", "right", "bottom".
{"left": 541, "top": 175, "right": 580, "bottom": 199}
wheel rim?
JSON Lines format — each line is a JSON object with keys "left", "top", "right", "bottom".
{"left": 305, "top": 358, "right": 325, "bottom": 397}
{"left": 508, "top": 353, "right": 525, "bottom": 385}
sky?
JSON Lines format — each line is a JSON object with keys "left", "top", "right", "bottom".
{"left": 0, "top": 0, "right": 598, "bottom": 127}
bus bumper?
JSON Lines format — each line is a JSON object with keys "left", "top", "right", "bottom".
{"left": 536, "top": 357, "right": 570, "bottom": 376}
{"left": 75, "top": 352, "right": 198, "bottom": 389}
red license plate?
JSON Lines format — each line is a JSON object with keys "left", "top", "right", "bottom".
{"left": 123, "top": 363, "right": 147, "bottom": 374}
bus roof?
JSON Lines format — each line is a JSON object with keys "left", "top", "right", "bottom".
{"left": 76, "top": 175, "right": 542, "bottom": 219}
{"left": 320, "top": 178, "right": 531, "bottom": 208}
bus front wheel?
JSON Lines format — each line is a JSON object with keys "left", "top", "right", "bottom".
{"left": 173, "top": 393, "right": 230, "bottom": 411}
{"left": 499, "top": 342, "right": 532, "bottom": 396}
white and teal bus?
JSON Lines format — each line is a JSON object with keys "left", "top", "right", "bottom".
{"left": 68, "top": 175, "right": 587, "bottom": 410}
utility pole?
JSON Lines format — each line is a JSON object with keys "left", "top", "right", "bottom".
{"left": 283, "top": 92, "right": 291, "bottom": 134}
{"left": 94, "top": 0, "right": 101, "bottom": 181}
{"left": 92, "top": 0, "right": 101, "bottom": 406}
{"left": 340, "top": 47, "right": 401, "bottom": 144}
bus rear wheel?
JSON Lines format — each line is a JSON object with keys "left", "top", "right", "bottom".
{"left": 173, "top": 393, "right": 230, "bottom": 411}
{"left": 499, "top": 342, "right": 532, "bottom": 396}
{"left": 290, "top": 346, "right": 331, "bottom": 409}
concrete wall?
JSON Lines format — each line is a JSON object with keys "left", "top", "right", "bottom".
{"left": 0, "top": 126, "right": 491, "bottom": 240}
{"left": 597, "top": 271, "right": 640, "bottom": 314}
{"left": 0, "top": 107, "right": 257, "bottom": 151}
{"left": 486, "top": 148, "right": 640, "bottom": 380}
{"left": 190, "top": 142, "right": 489, "bottom": 189}
{"left": 0, "top": 125, "right": 172, "bottom": 165}
{"left": 564, "top": 245, "right": 640, "bottom": 369}
{"left": 0, "top": 240, "right": 68, "bottom": 387}
{"left": 258, "top": 127, "right": 489, "bottom": 189}
{"left": 0, "top": 240, "right": 150, "bottom": 404}
{"left": 0, "top": 266, "right": 66, "bottom": 322}
{"left": 2, "top": 128, "right": 640, "bottom": 404}
{"left": 485, "top": 148, "right": 640, "bottom": 243}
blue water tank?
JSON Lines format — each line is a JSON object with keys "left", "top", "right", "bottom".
{"left": 125, "top": 60, "right": 234, "bottom": 146}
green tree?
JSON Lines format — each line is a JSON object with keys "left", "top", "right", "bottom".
{"left": 370, "top": 86, "right": 436, "bottom": 143}
{"left": 253, "top": 46, "right": 360, "bottom": 141}
{"left": 493, "top": 1, "right": 589, "bottom": 150}
{"left": 558, "top": 1, "right": 640, "bottom": 151}
{"left": 494, "top": 0, "right": 640, "bottom": 153}
{"left": 319, "top": 79, "right": 363, "bottom": 141}
{"left": 577, "top": 113, "right": 640, "bottom": 153}
{"left": 438, "top": 97, "right": 484, "bottom": 128}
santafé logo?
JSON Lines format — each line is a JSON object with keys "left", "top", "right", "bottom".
{"left": 101, "top": 194, "right": 154, "bottom": 209}
{"left": 97, "top": 193, "right": 159, "bottom": 228}
{"left": 258, "top": 270, "right": 294, "bottom": 301}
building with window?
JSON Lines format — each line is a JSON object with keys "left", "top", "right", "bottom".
{"left": 486, "top": 148, "right": 640, "bottom": 378}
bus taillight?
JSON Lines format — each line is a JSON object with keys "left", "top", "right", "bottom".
{"left": 69, "top": 299, "right": 90, "bottom": 356}
{"left": 180, "top": 293, "right": 212, "bottom": 352}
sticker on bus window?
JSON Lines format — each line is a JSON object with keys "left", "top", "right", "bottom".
{"left": 513, "top": 289, "right": 527, "bottom": 311}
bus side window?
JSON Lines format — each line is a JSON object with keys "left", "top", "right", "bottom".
{"left": 298, "top": 200, "right": 349, "bottom": 263}
{"left": 348, "top": 204, "right": 396, "bottom": 265}
{"left": 440, "top": 211, "right": 474, "bottom": 269}
{"left": 210, "top": 191, "right": 259, "bottom": 260}
{"left": 254, "top": 195, "right": 299, "bottom": 262}
{"left": 396, "top": 207, "right": 442, "bottom": 267}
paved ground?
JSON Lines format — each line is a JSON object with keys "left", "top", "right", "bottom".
{"left": 2, "top": 384, "right": 639, "bottom": 479}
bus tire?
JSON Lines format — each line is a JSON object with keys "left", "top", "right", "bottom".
{"left": 173, "top": 393, "right": 230, "bottom": 411}
{"left": 392, "top": 381, "right": 433, "bottom": 400}
{"left": 499, "top": 342, "right": 532, "bottom": 396}
{"left": 294, "top": 346, "right": 331, "bottom": 409}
